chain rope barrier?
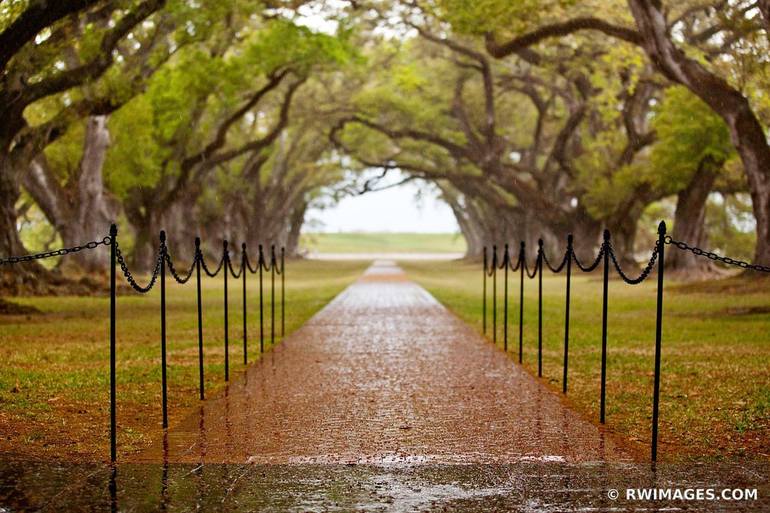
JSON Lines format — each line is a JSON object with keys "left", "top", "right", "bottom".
{"left": 244, "top": 251, "right": 259, "bottom": 274}
{"left": 164, "top": 248, "right": 196, "bottom": 284}
{"left": 542, "top": 248, "right": 569, "bottom": 273}
{"left": 523, "top": 251, "right": 540, "bottom": 279}
{"left": 226, "top": 252, "right": 244, "bottom": 279}
{"left": 572, "top": 245, "right": 604, "bottom": 272}
{"left": 200, "top": 250, "right": 225, "bottom": 277}
{"left": 608, "top": 242, "right": 659, "bottom": 285}
{"left": 0, "top": 237, "right": 111, "bottom": 265}
{"left": 665, "top": 236, "right": 770, "bottom": 273}
{"left": 115, "top": 240, "right": 163, "bottom": 293}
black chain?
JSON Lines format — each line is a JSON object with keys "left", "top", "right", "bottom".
{"left": 226, "top": 253, "right": 244, "bottom": 279}
{"left": 508, "top": 250, "right": 522, "bottom": 272}
{"left": 608, "top": 242, "right": 658, "bottom": 285}
{"left": 164, "top": 249, "right": 196, "bottom": 284}
{"left": 0, "top": 236, "right": 111, "bottom": 265}
{"left": 542, "top": 248, "right": 569, "bottom": 273}
{"left": 115, "top": 240, "right": 162, "bottom": 293}
{"left": 523, "top": 252, "right": 540, "bottom": 279}
{"left": 244, "top": 251, "right": 259, "bottom": 274}
{"left": 572, "top": 245, "right": 604, "bottom": 273}
{"left": 260, "top": 251, "right": 273, "bottom": 272}
{"left": 665, "top": 236, "right": 770, "bottom": 273}
{"left": 200, "top": 251, "right": 225, "bottom": 277}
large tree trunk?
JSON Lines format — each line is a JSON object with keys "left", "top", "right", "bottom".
{"left": 70, "top": 116, "right": 114, "bottom": 271}
{"left": 0, "top": 153, "right": 27, "bottom": 259}
{"left": 628, "top": 0, "right": 770, "bottom": 266}
{"left": 667, "top": 158, "right": 720, "bottom": 277}
{"left": 22, "top": 117, "right": 116, "bottom": 272}
{"left": 285, "top": 201, "right": 306, "bottom": 257}
{"left": 0, "top": 152, "right": 57, "bottom": 294}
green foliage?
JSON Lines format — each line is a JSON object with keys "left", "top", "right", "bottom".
{"left": 437, "top": 0, "right": 574, "bottom": 35}
{"left": 241, "top": 18, "right": 356, "bottom": 76}
{"left": 105, "top": 95, "right": 164, "bottom": 198}
{"left": 650, "top": 86, "right": 735, "bottom": 191}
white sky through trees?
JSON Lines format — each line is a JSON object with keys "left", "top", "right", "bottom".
{"left": 305, "top": 181, "right": 460, "bottom": 233}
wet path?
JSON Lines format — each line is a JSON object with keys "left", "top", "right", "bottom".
{"left": 2, "top": 261, "right": 769, "bottom": 511}
{"left": 137, "top": 260, "right": 628, "bottom": 464}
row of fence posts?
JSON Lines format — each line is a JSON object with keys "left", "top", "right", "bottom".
{"left": 107, "top": 224, "right": 285, "bottom": 462}
{"left": 482, "top": 222, "right": 666, "bottom": 461}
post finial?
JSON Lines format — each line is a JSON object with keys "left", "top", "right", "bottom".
{"left": 223, "top": 239, "right": 228, "bottom": 249}
{"left": 242, "top": 242, "right": 246, "bottom": 251}
{"left": 520, "top": 240, "right": 525, "bottom": 248}
{"left": 194, "top": 237, "right": 201, "bottom": 248}
{"left": 567, "top": 233, "right": 573, "bottom": 245}
{"left": 159, "top": 230, "right": 166, "bottom": 242}
{"left": 658, "top": 220, "right": 667, "bottom": 235}
{"left": 603, "top": 229, "right": 611, "bottom": 241}
{"left": 538, "top": 238, "right": 544, "bottom": 247}
{"left": 110, "top": 224, "right": 118, "bottom": 237}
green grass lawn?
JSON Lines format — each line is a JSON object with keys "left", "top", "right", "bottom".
{"left": 402, "top": 260, "right": 770, "bottom": 461}
{"left": 299, "top": 232, "right": 466, "bottom": 254}
{"left": 0, "top": 259, "right": 368, "bottom": 462}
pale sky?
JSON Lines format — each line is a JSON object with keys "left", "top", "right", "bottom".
{"left": 304, "top": 179, "right": 460, "bottom": 233}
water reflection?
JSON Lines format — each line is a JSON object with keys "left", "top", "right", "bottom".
{"left": 1, "top": 457, "right": 767, "bottom": 512}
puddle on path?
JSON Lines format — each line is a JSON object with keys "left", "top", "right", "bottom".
{"left": 0, "top": 457, "right": 767, "bottom": 512}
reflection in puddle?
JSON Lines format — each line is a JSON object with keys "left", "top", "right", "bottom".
{"left": 0, "top": 458, "right": 767, "bottom": 512}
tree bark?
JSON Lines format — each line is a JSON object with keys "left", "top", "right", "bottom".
{"left": 22, "top": 116, "right": 116, "bottom": 272}
{"left": 627, "top": 0, "right": 770, "bottom": 266}
{"left": 285, "top": 201, "right": 307, "bottom": 257}
{"left": 667, "top": 158, "right": 720, "bottom": 276}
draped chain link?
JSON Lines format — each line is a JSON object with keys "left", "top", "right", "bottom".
{"left": 665, "top": 236, "right": 770, "bottom": 273}
{"left": 115, "top": 240, "right": 162, "bottom": 293}
{"left": 572, "top": 245, "right": 605, "bottom": 273}
{"left": 226, "top": 252, "right": 244, "bottom": 279}
{"left": 199, "top": 250, "right": 225, "bottom": 277}
{"left": 0, "top": 237, "right": 111, "bottom": 265}
{"left": 607, "top": 242, "right": 658, "bottom": 285}
{"left": 542, "top": 248, "right": 569, "bottom": 273}
{"left": 244, "top": 251, "right": 259, "bottom": 274}
{"left": 164, "top": 248, "right": 196, "bottom": 284}
{"left": 523, "top": 251, "right": 540, "bottom": 279}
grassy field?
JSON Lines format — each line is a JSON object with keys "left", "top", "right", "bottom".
{"left": 0, "top": 259, "right": 368, "bottom": 462}
{"left": 299, "top": 232, "right": 466, "bottom": 254}
{"left": 402, "top": 260, "right": 770, "bottom": 461}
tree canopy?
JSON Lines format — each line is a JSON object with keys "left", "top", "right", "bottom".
{"left": 1, "top": 0, "right": 768, "bottom": 282}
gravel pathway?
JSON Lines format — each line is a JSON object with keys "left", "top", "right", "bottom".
{"left": 137, "top": 261, "right": 630, "bottom": 464}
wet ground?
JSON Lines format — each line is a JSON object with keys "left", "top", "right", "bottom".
{"left": 1, "top": 458, "right": 768, "bottom": 511}
{"left": 2, "top": 261, "right": 768, "bottom": 511}
{"left": 136, "top": 260, "right": 627, "bottom": 464}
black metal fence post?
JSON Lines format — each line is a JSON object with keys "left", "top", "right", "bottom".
{"left": 271, "top": 245, "right": 275, "bottom": 347}
{"left": 538, "top": 239, "right": 543, "bottom": 378}
{"left": 259, "top": 245, "right": 264, "bottom": 353}
{"left": 652, "top": 221, "right": 666, "bottom": 461}
{"left": 563, "top": 234, "right": 573, "bottom": 394}
{"left": 482, "top": 246, "right": 487, "bottom": 335}
{"left": 242, "top": 243, "right": 248, "bottom": 365}
{"left": 281, "top": 246, "right": 285, "bottom": 337}
{"left": 492, "top": 245, "right": 497, "bottom": 345}
{"left": 195, "top": 237, "right": 204, "bottom": 400}
{"left": 109, "top": 224, "right": 117, "bottom": 463}
{"left": 503, "top": 244, "right": 509, "bottom": 352}
{"left": 600, "top": 229, "right": 610, "bottom": 424}
{"left": 223, "top": 240, "right": 229, "bottom": 382}
{"left": 519, "top": 241, "right": 525, "bottom": 364}
{"left": 160, "top": 231, "right": 168, "bottom": 429}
